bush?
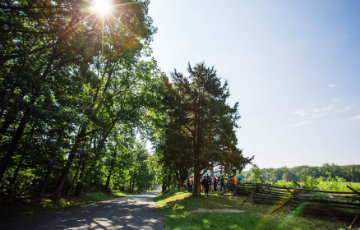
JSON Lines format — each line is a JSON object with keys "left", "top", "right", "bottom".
{"left": 249, "top": 164, "right": 263, "bottom": 183}
{"left": 302, "top": 176, "right": 319, "bottom": 190}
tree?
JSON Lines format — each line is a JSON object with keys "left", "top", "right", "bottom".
{"left": 282, "top": 172, "right": 291, "bottom": 182}
{"left": 159, "top": 63, "right": 251, "bottom": 196}
{"left": 249, "top": 164, "right": 263, "bottom": 183}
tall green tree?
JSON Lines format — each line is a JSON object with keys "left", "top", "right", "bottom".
{"left": 160, "top": 63, "right": 251, "bottom": 196}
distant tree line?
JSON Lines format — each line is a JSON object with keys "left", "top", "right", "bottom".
{"left": 242, "top": 164, "right": 360, "bottom": 183}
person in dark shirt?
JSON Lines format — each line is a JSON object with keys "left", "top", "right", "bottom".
{"left": 201, "top": 175, "right": 209, "bottom": 196}
{"left": 220, "top": 176, "right": 225, "bottom": 191}
{"left": 213, "top": 177, "right": 217, "bottom": 191}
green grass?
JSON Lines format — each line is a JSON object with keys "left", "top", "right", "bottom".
{"left": 0, "top": 191, "right": 129, "bottom": 226}
{"left": 155, "top": 189, "right": 351, "bottom": 230}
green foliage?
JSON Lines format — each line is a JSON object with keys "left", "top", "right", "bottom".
{"left": 273, "top": 177, "right": 360, "bottom": 192}
{"left": 302, "top": 176, "right": 319, "bottom": 190}
{"left": 0, "top": 0, "right": 163, "bottom": 201}
{"left": 244, "top": 164, "right": 360, "bottom": 183}
{"left": 281, "top": 172, "right": 292, "bottom": 182}
{"left": 260, "top": 166, "right": 360, "bottom": 194}
{"left": 249, "top": 164, "right": 263, "bottom": 183}
{"left": 272, "top": 180, "right": 297, "bottom": 188}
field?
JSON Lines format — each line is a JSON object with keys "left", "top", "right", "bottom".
{"left": 155, "top": 189, "right": 355, "bottom": 230}
{"left": 272, "top": 179, "right": 360, "bottom": 192}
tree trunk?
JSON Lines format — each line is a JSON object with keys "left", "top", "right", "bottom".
{"left": 161, "top": 167, "right": 168, "bottom": 193}
{"left": 161, "top": 180, "right": 167, "bottom": 193}
{"left": 74, "top": 134, "right": 109, "bottom": 197}
{"left": 52, "top": 125, "right": 86, "bottom": 199}
{"left": 105, "top": 168, "right": 113, "bottom": 192}
{"left": 6, "top": 154, "right": 26, "bottom": 199}
{"left": 192, "top": 114, "right": 203, "bottom": 197}
{"left": 75, "top": 164, "right": 93, "bottom": 198}
{"left": 0, "top": 112, "right": 30, "bottom": 181}
{"left": 9, "top": 154, "right": 25, "bottom": 187}
{"left": 39, "top": 167, "right": 51, "bottom": 198}
{"left": 66, "top": 162, "right": 81, "bottom": 198}
{"left": 75, "top": 160, "right": 87, "bottom": 197}
{"left": 129, "top": 173, "right": 134, "bottom": 193}
{"left": 130, "top": 171, "right": 137, "bottom": 193}
{"left": 105, "top": 145, "right": 117, "bottom": 192}
{"left": 167, "top": 173, "right": 172, "bottom": 189}
{"left": 193, "top": 154, "right": 201, "bottom": 197}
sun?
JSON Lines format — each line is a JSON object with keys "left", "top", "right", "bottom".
{"left": 90, "top": 0, "right": 113, "bottom": 18}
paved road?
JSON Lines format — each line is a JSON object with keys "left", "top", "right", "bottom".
{"left": 1, "top": 191, "right": 164, "bottom": 230}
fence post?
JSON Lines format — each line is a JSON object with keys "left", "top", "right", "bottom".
{"left": 293, "top": 181, "right": 301, "bottom": 187}
{"left": 347, "top": 186, "right": 360, "bottom": 230}
{"left": 349, "top": 209, "right": 360, "bottom": 230}
{"left": 269, "top": 186, "right": 302, "bottom": 214}
{"left": 241, "top": 183, "right": 258, "bottom": 204}
{"left": 347, "top": 186, "right": 360, "bottom": 195}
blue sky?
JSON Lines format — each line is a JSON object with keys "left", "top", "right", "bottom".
{"left": 148, "top": 0, "right": 360, "bottom": 169}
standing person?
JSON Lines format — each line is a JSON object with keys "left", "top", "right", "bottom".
{"left": 189, "top": 176, "right": 193, "bottom": 193}
{"left": 208, "top": 176, "right": 213, "bottom": 193}
{"left": 177, "top": 175, "right": 181, "bottom": 192}
{"left": 200, "top": 176, "right": 204, "bottom": 193}
{"left": 237, "top": 175, "right": 243, "bottom": 183}
{"left": 213, "top": 177, "right": 217, "bottom": 191}
{"left": 232, "top": 175, "right": 237, "bottom": 196}
{"left": 206, "top": 176, "right": 211, "bottom": 196}
{"left": 220, "top": 176, "right": 225, "bottom": 191}
{"left": 228, "top": 177, "right": 232, "bottom": 192}
{"left": 201, "top": 176, "right": 209, "bottom": 196}
{"left": 237, "top": 175, "right": 243, "bottom": 193}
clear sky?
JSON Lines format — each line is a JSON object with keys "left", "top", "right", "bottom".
{"left": 148, "top": 0, "right": 360, "bottom": 169}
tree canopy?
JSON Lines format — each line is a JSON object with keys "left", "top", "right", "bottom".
{"left": 0, "top": 1, "right": 251, "bottom": 201}
{"left": 0, "top": 0, "right": 163, "bottom": 200}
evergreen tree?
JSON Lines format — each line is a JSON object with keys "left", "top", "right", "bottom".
{"left": 160, "top": 63, "right": 251, "bottom": 196}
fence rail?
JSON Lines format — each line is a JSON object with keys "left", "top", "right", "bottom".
{"left": 234, "top": 182, "right": 360, "bottom": 229}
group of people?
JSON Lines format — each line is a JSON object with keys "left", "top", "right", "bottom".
{"left": 180, "top": 175, "right": 244, "bottom": 196}
{"left": 199, "top": 175, "right": 220, "bottom": 196}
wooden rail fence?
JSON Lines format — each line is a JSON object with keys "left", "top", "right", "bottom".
{"left": 233, "top": 182, "right": 360, "bottom": 229}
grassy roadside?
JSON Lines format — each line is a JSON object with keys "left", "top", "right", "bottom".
{"left": 0, "top": 191, "right": 130, "bottom": 226}
{"left": 155, "top": 189, "right": 351, "bottom": 230}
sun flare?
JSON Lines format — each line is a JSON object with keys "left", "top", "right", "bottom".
{"left": 90, "top": 0, "right": 112, "bottom": 18}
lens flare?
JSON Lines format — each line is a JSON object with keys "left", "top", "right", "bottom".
{"left": 90, "top": 0, "right": 112, "bottom": 17}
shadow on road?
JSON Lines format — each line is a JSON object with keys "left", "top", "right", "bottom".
{"left": 1, "top": 191, "right": 164, "bottom": 230}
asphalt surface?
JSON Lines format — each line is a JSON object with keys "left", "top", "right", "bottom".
{"left": 1, "top": 191, "right": 164, "bottom": 230}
